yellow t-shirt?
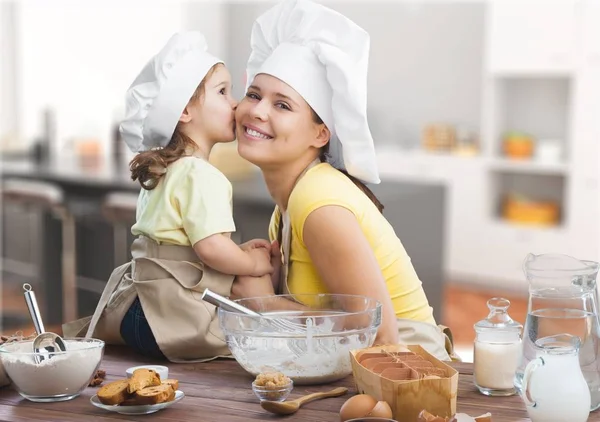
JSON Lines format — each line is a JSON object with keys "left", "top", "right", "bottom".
{"left": 269, "top": 163, "right": 436, "bottom": 324}
{"left": 131, "top": 156, "right": 236, "bottom": 246}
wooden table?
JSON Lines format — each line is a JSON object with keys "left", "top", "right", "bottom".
{"left": 0, "top": 346, "right": 597, "bottom": 421}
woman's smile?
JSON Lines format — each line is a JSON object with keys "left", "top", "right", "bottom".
{"left": 241, "top": 124, "right": 274, "bottom": 141}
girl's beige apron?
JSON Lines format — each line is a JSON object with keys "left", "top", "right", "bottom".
{"left": 62, "top": 236, "right": 233, "bottom": 363}
{"left": 275, "top": 161, "right": 459, "bottom": 362}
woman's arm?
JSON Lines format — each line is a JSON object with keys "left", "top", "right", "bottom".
{"left": 303, "top": 205, "right": 399, "bottom": 345}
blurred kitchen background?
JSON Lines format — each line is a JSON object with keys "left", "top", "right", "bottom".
{"left": 1, "top": 0, "right": 599, "bottom": 361}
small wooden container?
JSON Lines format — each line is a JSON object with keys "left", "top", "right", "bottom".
{"left": 503, "top": 196, "right": 560, "bottom": 226}
{"left": 350, "top": 345, "right": 458, "bottom": 422}
{"left": 422, "top": 124, "right": 456, "bottom": 153}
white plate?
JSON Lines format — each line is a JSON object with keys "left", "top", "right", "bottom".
{"left": 90, "top": 390, "right": 184, "bottom": 415}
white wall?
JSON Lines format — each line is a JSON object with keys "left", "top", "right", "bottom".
{"left": 182, "top": 2, "right": 229, "bottom": 62}
{"left": 227, "top": 1, "right": 486, "bottom": 148}
{"left": 325, "top": 1, "right": 486, "bottom": 148}
{"left": 15, "top": 0, "right": 185, "bottom": 158}
{"left": 9, "top": 0, "right": 487, "bottom": 158}
{"left": 225, "top": 2, "right": 273, "bottom": 100}
{"left": 0, "top": 2, "right": 19, "bottom": 150}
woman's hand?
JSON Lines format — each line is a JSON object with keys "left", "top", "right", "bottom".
{"left": 230, "top": 273, "right": 275, "bottom": 301}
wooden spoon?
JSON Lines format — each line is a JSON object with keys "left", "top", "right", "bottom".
{"left": 261, "top": 386, "right": 348, "bottom": 415}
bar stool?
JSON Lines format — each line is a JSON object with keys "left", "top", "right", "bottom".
{"left": 101, "top": 191, "right": 138, "bottom": 268}
{"left": 1, "top": 178, "right": 78, "bottom": 324}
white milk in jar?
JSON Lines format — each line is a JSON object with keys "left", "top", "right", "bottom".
{"left": 474, "top": 341, "right": 522, "bottom": 389}
{"left": 473, "top": 297, "right": 522, "bottom": 396}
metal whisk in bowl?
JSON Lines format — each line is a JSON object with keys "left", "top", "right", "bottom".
{"left": 201, "top": 289, "right": 308, "bottom": 334}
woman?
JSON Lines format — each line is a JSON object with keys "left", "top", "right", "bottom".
{"left": 230, "top": 0, "right": 455, "bottom": 361}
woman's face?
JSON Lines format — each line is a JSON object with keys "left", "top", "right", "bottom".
{"left": 235, "top": 74, "right": 329, "bottom": 168}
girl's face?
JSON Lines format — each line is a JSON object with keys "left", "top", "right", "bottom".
{"left": 184, "top": 64, "right": 238, "bottom": 145}
{"left": 235, "top": 73, "right": 329, "bottom": 168}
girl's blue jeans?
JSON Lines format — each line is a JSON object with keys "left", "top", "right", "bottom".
{"left": 119, "top": 297, "right": 165, "bottom": 359}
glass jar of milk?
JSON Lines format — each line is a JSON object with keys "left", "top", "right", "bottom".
{"left": 473, "top": 297, "right": 523, "bottom": 396}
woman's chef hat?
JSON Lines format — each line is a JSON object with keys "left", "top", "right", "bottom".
{"left": 120, "top": 31, "right": 223, "bottom": 153}
{"left": 246, "top": 0, "right": 380, "bottom": 184}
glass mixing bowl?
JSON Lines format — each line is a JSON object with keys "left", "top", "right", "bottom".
{"left": 0, "top": 337, "right": 104, "bottom": 402}
{"left": 219, "top": 294, "right": 382, "bottom": 385}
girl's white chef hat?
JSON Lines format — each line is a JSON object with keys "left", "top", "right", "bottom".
{"left": 120, "top": 31, "right": 222, "bottom": 153}
{"left": 246, "top": 0, "right": 380, "bottom": 184}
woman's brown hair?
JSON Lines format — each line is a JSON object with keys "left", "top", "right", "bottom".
{"left": 129, "top": 64, "right": 220, "bottom": 190}
{"left": 312, "top": 110, "right": 384, "bottom": 213}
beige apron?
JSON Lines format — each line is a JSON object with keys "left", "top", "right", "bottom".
{"left": 62, "top": 236, "right": 234, "bottom": 363}
{"left": 275, "top": 161, "right": 460, "bottom": 362}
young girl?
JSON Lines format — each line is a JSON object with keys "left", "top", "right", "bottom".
{"left": 71, "top": 31, "right": 273, "bottom": 360}
{"left": 124, "top": 38, "right": 273, "bottom": 280}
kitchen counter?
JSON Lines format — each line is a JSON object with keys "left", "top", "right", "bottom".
{"left": 0, "top": 157, "right": 274, "bottom": 205}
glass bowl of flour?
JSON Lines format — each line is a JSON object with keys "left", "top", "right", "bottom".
{"left": 219, "top": 294, "right": 381, "bottom": 385}
{"left": 0, "top": 337, "right": 104, "bottom": 402}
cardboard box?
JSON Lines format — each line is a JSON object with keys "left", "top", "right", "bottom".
{"left": 350, "top": 344, "right": 458, "bottom": 422}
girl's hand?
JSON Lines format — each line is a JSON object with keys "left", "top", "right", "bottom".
{"left": 240, "top": 238, "right": 271, "bottom": 252}
{"left": 248, "top": 247, "right": 274, "bottom": 276}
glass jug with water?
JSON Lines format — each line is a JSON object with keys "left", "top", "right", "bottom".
{"left": 514, "top": 253, "right": 600, "bottom": 410}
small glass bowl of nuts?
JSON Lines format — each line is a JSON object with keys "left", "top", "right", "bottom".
{"left": 252, "top": 372, "right": 293, "bottom": 402}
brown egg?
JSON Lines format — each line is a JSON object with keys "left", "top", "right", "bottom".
{"left": 369, "top": 400, "right": 393, "bottom": 418}
{"left": 339, "top": 394, "right": 393, "bottom": 421}
{"left": 339, "top": 394, "right": 377, "bottom": 421}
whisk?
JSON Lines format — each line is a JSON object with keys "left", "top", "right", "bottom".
{"left": 201, "top": 289, "right": 308, "bottom": 334}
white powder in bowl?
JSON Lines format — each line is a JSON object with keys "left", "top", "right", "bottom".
{"left": 229, "top": 330, "right": 376, "bottom": 385}
{"left": 0, "top": 340, "right": 103, "bottom": 397}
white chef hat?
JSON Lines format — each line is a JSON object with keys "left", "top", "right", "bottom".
{"left": 246, "top": 0, "right": 380, "bottom": 184}
{"left": 120, "top": 31, "right": 223, "bottom": 153}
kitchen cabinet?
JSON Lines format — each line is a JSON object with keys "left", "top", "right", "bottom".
{"left": 570, "top": 0, "right": 600, "bottom": 263}
{"left": 582, "top": 0, "right": 600, "bottom": 66}
{"left": 377, "top": 0, "right": 599, "bottom": 289}
{"left": 487, "top": 0, "right": 578, "bottom": 74}
{"left": 471, "top": 0, "right": 599, "bottom": 287}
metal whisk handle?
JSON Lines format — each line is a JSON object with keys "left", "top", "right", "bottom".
{"left": 201, "top": 289, "right": 261, "bottom": 316}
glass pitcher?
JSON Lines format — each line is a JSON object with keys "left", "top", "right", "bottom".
{"left": 514, "top": 253, "right": 600, "bottom": 410}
